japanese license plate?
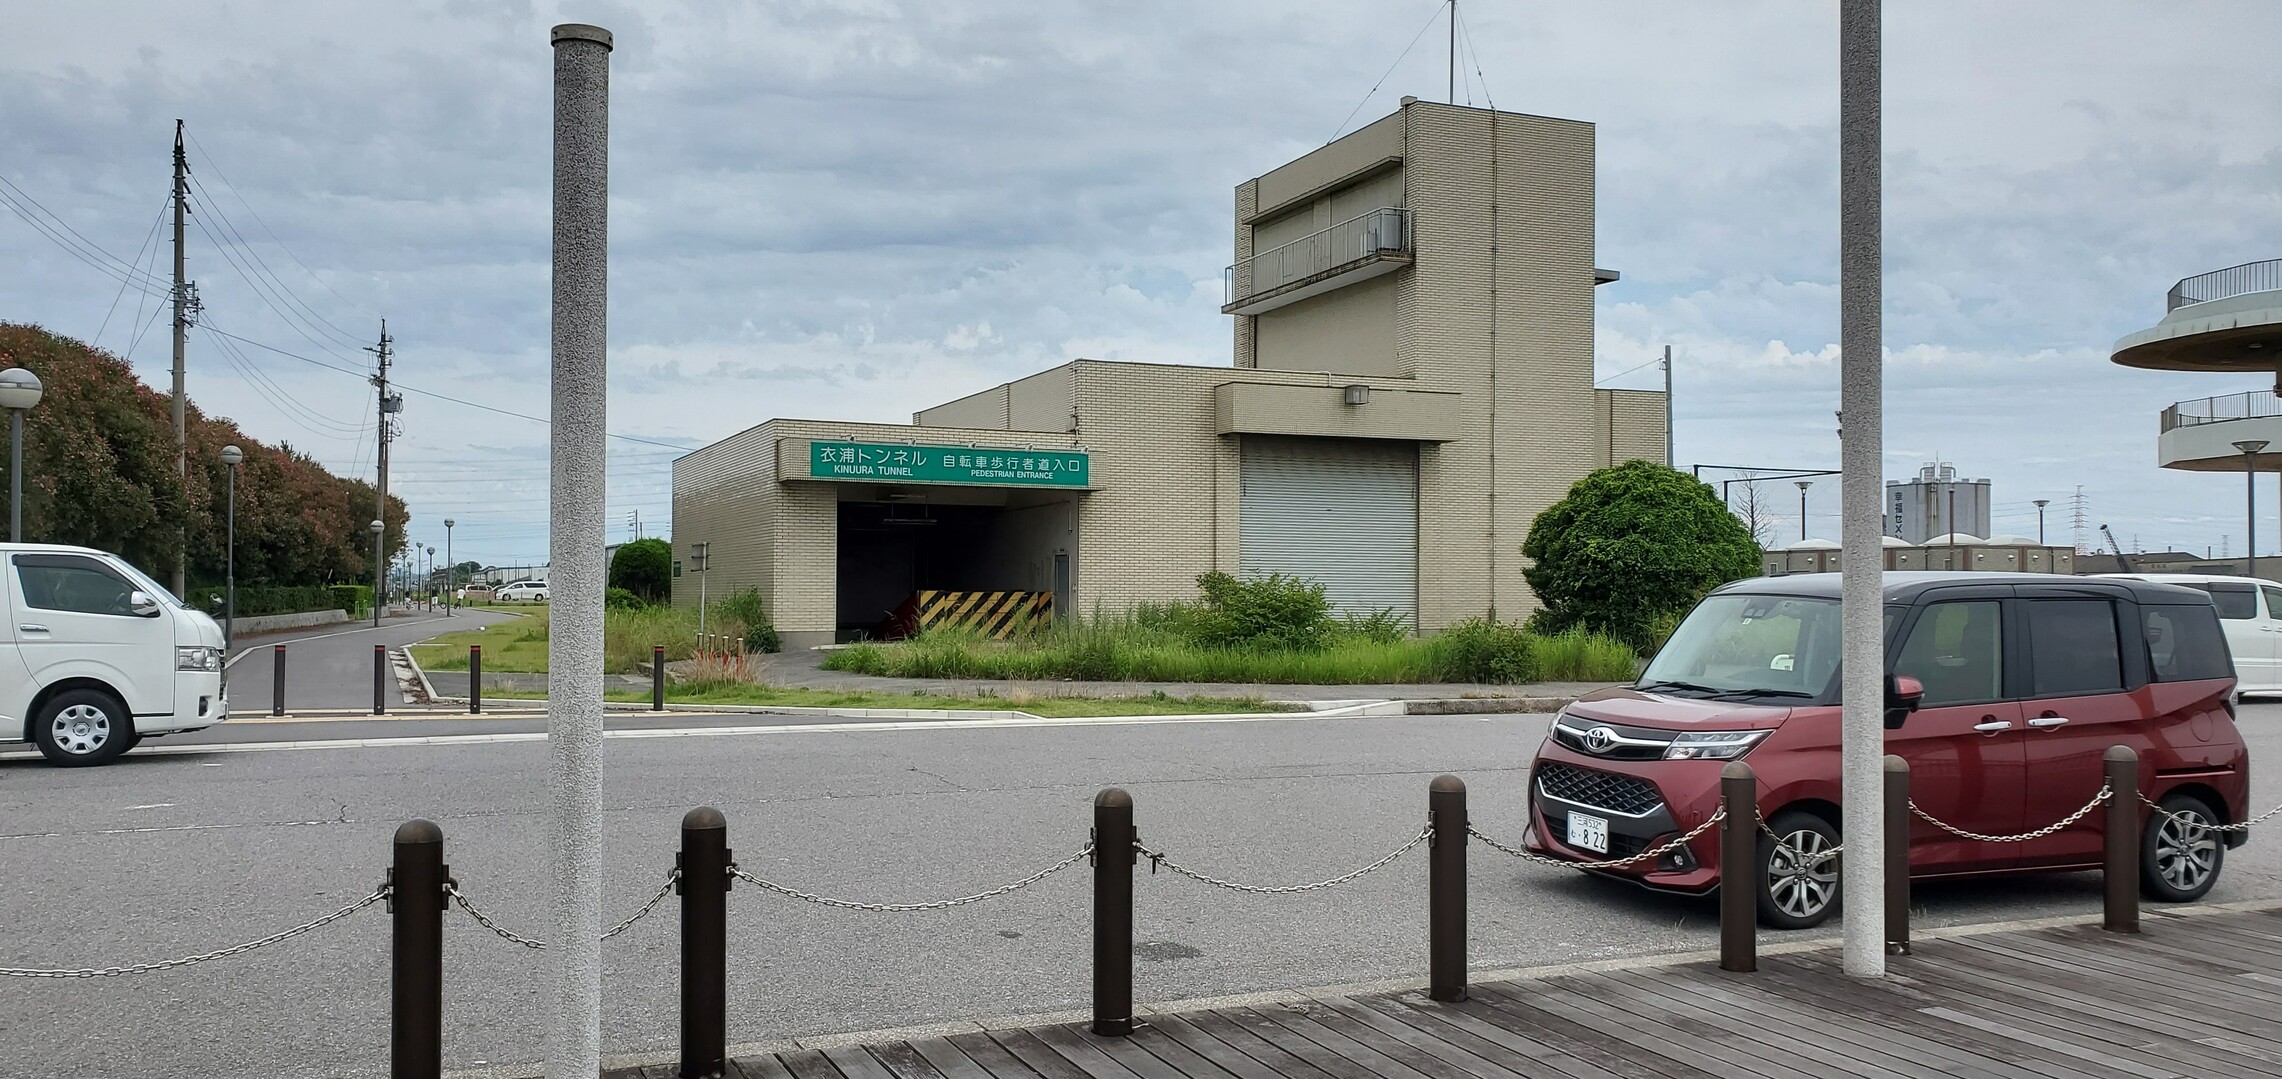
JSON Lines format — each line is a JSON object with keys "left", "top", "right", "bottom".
{"left": 1567, "top": 811, "right": 1609, "bottom": 855}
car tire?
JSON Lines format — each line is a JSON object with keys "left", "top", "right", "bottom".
{"left": 2142, "top": 792, "right": 2225, "bottom": 903}
{"left": 33, "top": 689, "right": 136, "bottom": 767}
{"left": 1755, "top": 810, "right": 1842, "bottom": 930}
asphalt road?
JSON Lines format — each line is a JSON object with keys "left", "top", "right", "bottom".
{"left": 224, "top": 608, "right": 518, "bottom": 712}
{"left": 4, "top": 706, "right": 2280, "bottom": 1079}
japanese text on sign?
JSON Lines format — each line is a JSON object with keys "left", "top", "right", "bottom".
{"left": 809, "top": 441, "right": 1091, "bottom": 488}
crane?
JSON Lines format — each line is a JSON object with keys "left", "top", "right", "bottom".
{"left": 2100, "top": 523, "right": 2136, "bottom": 573}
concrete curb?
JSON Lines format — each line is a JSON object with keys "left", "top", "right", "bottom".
{"left": 421, "top": 695, "right": 1399, "bottom": 724}
{"left": 453, "top": 896, "right": 2282, "bottom": 1079}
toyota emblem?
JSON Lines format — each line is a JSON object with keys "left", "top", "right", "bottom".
{"left": 1583, "top": 726, "right": 1619, "bottom": 754}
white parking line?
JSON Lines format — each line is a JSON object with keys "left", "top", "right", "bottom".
{"left": 0, "top": 707, "right": 1494, "bottom": 761}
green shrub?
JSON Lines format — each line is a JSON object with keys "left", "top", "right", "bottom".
{"left": 608, "top": 538, "right": 674, "bottom": 603}
{"left": 330, "top": 583, "right": 371, "bottom": 615}
{"left": 707, "top": 587, "right": 781, "bottom": 654}
{"left": 830, "top": 642, "right": 890, "bottom": 675}
{"left": 745, "top": 623, "right": 782, "bottom": 654}
{"left": 604, "top": 587, "right": 647, "bottom": 610}
{"left": 190, "top": 583, "right": 340, "bottom": 617}
{"left": 1191, "top": 571, "right": 1333, "bottom": 652}
{"left": 1522, "top": 460, "right": 1760, "bottom": 653}
{"left": 1339, "top": 608, "right": 1410, "bottom": 644}
{"left": 1425, "top": 618, "right": 1540, "bottom": 684}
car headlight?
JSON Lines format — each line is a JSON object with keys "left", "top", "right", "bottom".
{"left": 1664, "top": 730, "right": 1772, "bottom": 760}
{"left": 176, "top": 646, "right": 222, "bottom": 672}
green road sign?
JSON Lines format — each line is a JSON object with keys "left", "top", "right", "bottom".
{"left": 809, "top": 441, "right": 1091, "bottom": 488}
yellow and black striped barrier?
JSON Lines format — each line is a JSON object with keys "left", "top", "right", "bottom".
{"left": 901, "top": 590, "right": 1055, "bottom": 639}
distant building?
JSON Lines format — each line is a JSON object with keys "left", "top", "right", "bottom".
{"left": 1764, "top": 534, "right": 2075, "bottom": 576}
{"left": 2074, "top": 551, "right": 2282, "bottom": 583}
{"left": 1885, "top": 463, "right": 1992, "bottom": 544}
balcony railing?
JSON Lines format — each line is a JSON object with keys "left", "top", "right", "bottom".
{"left": 2167, "top": 258, "right": 2282, "bottom": 312}
{"left": 2162, "top": 389, "right": 2282, "bottom": 433}
{"left": 1225, "top": 207, "right": 1412, "bottom": 308}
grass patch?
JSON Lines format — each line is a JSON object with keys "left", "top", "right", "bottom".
{"left": 409, "top": 604, "right": 711, "bottom": 674}
{"left": 488, "top": 682, "right": 1287, "bottom": 717}
{"left": 823, "top": 615, "right": 1640, "bottom": 685}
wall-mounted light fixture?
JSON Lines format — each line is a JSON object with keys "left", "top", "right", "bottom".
{"left": 1343, "top": 384, "right": 1370, "bottom": 406}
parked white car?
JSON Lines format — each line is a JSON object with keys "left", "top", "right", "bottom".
{"left": 495, "top": 579, "right": 549, "bottom": 603}
{"left": 2, "top": 543, "right": 228, "bottom": 765}
{"left": 2100, "top": 572, "right": 2282, "bottom": 698}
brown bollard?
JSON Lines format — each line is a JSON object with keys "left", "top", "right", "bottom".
{"left": 653, "top": 645, "right": 667, "bottom": 711}
{"left": 1719, "top": 761, "right": 1757, "bottom": 972}
{"left": 2104, "top": 745, "right": 2141, "bottom": 934}
{"left": 391, "top": 819, "right": 447, "bottom": 1079}
{"left": 272, "top": 644, "right": 286, "bottom": 717}
{"left": 1885, "top": 754, "right": 1911, "bottom": 956}
{"left": 374, "top": 644, "right": 388, "bottom": 716}
{"left": 1428, "top": 775, "right": 1468, "bottom": 1002}
{"left": 1092, "top": 788, "right": 1136, "bottom": 1036}
{"left": 679, "top": 807, "right": 730, "bottom": 1078}
{"left": 469, "top": 646, "right": 483, "bottom": 715}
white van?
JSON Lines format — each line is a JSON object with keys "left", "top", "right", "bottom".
{"left": 2, "top": 543, "right": 228, "bottom": 765}
{"left": 2099, "top": 572, "right": 2282, "bottom": 698}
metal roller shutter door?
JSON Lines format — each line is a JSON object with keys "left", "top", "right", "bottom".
{"left": 1239, "top": 436, "right": 1418, "bottom": 625}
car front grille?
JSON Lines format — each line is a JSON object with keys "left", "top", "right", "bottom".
{"left": 1535, "top": 761, "right": 1665, "bottom": 817}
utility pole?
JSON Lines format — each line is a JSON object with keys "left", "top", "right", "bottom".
{"left": 1663, "top": 345, "right": 1674, "bottom": 467}
{"left": 170, "top": 119, "right": 194, "bottom": 598}
{"left": 369, "top": 322, "right": 395, "bottom": 628}
{"left": 1837, "top": 0, "right": 1885, "bottom": 979}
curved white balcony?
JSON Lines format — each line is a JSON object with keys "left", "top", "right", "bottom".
{"left": 2158, "top": 390, "right": 2282, "bottom": 470}
{"left": 2113, "top": 259, "right": 2282, "bottom": 373}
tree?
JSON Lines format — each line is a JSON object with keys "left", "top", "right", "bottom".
{"left": 1521, "top": 460, "right": 1762, "bottom": 652}
{"left": 1731, "top": 470, "right": 1776, "bottom": 550}
{"left": 608, "top": 537, "right": 673, "bottom": 603}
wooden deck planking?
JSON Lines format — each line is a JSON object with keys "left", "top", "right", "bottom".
{"left": 615, "top": 907, "right": 2282, "bottom": 1079}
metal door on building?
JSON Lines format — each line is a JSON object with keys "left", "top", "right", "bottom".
{"left": 1239, "top": 436, "right": 1418, "bottom": 626}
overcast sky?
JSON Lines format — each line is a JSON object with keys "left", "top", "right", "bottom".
{"left": 4, "top": 1, "right": 2279, "bottom": 567}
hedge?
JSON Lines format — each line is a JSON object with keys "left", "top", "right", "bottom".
{"left": 189, "top": 583, "right": 356, "bottom": 618}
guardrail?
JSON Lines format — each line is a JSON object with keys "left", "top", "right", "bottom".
{"left": 2169, "top": 258, "right": 2282, "bottom": 311}
{"left": 2, "top": 746, "right": 2225, "bottom": 1078}
{"left": 1225, "top": 206, "right": 1411, "bottom": 306}
{"left": 2161, "top": 388, "right": 2282, "bottom": 433}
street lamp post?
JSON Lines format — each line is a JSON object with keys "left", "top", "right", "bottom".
{"left": 444, "top": 519, "right": 456, "bottom": 615}
{"left": 1795, "top": 480, "right": 1813, "bottom": 541}
{"left": 426, "top": 545, "right": 436, "bottom": 610}
{"left": 220, "top": 445, "right": 243, "bottom": 653}
{"left": 2034, "top": 499, "right": 2050, "bottom": 545}
{"left": 2237, "top": 440, "right": 2268, "bottom": 581}
{"left": 370, "top": 519, "right": 385, "bottom": 628}
{"left": 0, "top": 367, "right": 44, "bottom": 543}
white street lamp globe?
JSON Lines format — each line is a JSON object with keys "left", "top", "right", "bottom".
{"left": 220, "top": 444, "right": 244, "bottom": 467}
{"left": 370, "top": 519, "right": 385, "bottom": 535}
{"left": 0, "top": 367, "right": 43, "bottom": 411}
{"left": 444, "top": 518, "right": 455, "bottom": 528}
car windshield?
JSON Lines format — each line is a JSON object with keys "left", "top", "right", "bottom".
{"left": 1639, "top": 594, "right": 1842, "bottom": 699}
{"left": 107, "top": 557, "right": 186, "bottom": 609}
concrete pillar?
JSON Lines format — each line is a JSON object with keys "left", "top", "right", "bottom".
{"left": 1839, "top": 0, "right": 1886, "bottom": 979}
{"left": 547, "top": 21, "right": 612, "bottom": 1077}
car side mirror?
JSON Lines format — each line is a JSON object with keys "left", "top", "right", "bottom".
{"left": 1884, "top": 674, "right": 1924, "bottom": 729}
{"left": 129, "top": 591, "right": 163, "bottom": 618}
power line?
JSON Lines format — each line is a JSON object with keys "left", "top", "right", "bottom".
{"left": 92, "top": 197, "right": 172, "bottom": 350}
{"left": 201, "top": 327, "right": 699, "bottom": 451}
{"left": 1327, "top": 0, "right": 1452, "bottom": 143}
{"left": 186, "top": 174, "right": 367, "bottom": 352}
{"left": 0, "top": 179, "right": 172, "bottom": 298}
{"left": 184, "top": 131, "right": 381, "bottom": 324}
{"left": 188, "top": 200, "right": 371, "bottom": 367}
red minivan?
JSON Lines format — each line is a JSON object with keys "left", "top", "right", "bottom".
{"left": 1525, "top": 573, "right": 2250, "bottom": 928}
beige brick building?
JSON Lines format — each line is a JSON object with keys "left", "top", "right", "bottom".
{"left": 673, "top": 100, "right": 1668, "bottom": 648}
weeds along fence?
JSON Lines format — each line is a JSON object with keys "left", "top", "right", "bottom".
{"left": 0, "top": 746, "right": 2197, "bottom": 1078}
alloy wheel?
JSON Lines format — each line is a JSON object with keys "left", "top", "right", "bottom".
{"left": 50, "top": 704, "right": 112, "bottom": 756}
{"left": 2155, "top": 808, "right": 2220, "bottom": 892}
{"left": 1767, "top": 829, "right": 1840, "bottom": 921}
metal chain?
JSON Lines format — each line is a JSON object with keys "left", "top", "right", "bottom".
{"left": 730, "top": 845, "right": 1093, "bottom": 913}
{"left": 1754, "top": 813, "right": 1843, "bottom": 864}
{"left": 1135, "top": 823, "right": 1433, "bottom": 894}
{"left": 1911, "top": 784, "right": 2110, "bottom": 844}
{"left": 2140, "top": 790, "right": 2282, "bottom": 835}
{"left": 602, "top": 869, "right": 681, "bottom": 941}
{"left": 0, "top": 887, "right": 389, "bottom": 978}
{"left": 447, "top": 883, "right": 548, "bottom": 950}
{"left": 1470, "top": 810, "right": 1725, "bottom": 871}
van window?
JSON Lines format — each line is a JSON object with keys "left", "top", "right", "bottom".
{"left": 2202, "top": 583, "right": 2256, "bottom": 620}
{"left": 2263, "top": 587, "right": 2282, "bottom": 620}
{"left": 2144, "top": 604, "right": 2233, "bottom": 682}
{"left": 2026, "top": 599, "right": 2123, "bottom": 697}
{"left": 1895, "top": 601, "right": 2002, "bottom": 706}
{"left": 14, "top": 557, "right": 139, "bottom": 617}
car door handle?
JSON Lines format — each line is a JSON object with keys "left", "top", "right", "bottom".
{"left": 17, "top": 624, "right": 47, "bottom": 634}
{"left": 2027, "top": 717, "right": 2070, "bottom": 728}
{"left": 1973, "top": 719, "right": 2013, "bottom": 733}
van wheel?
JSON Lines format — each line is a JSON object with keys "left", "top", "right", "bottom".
{"left": 2142, "top": 792, "right": 2225, "bottom": 902}
{"left": 34, "top": 690, "right": 136, "bottom": 767}
{"left": 1756, "top": 810, "right": 1842, "bottom": 930}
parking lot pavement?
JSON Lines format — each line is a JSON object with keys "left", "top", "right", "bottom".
{"left": 223, "top": 608, "right": 520, "bottom": 713}
{"left": 5, "top": 704, "right": 2281, "bottom": 1079}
